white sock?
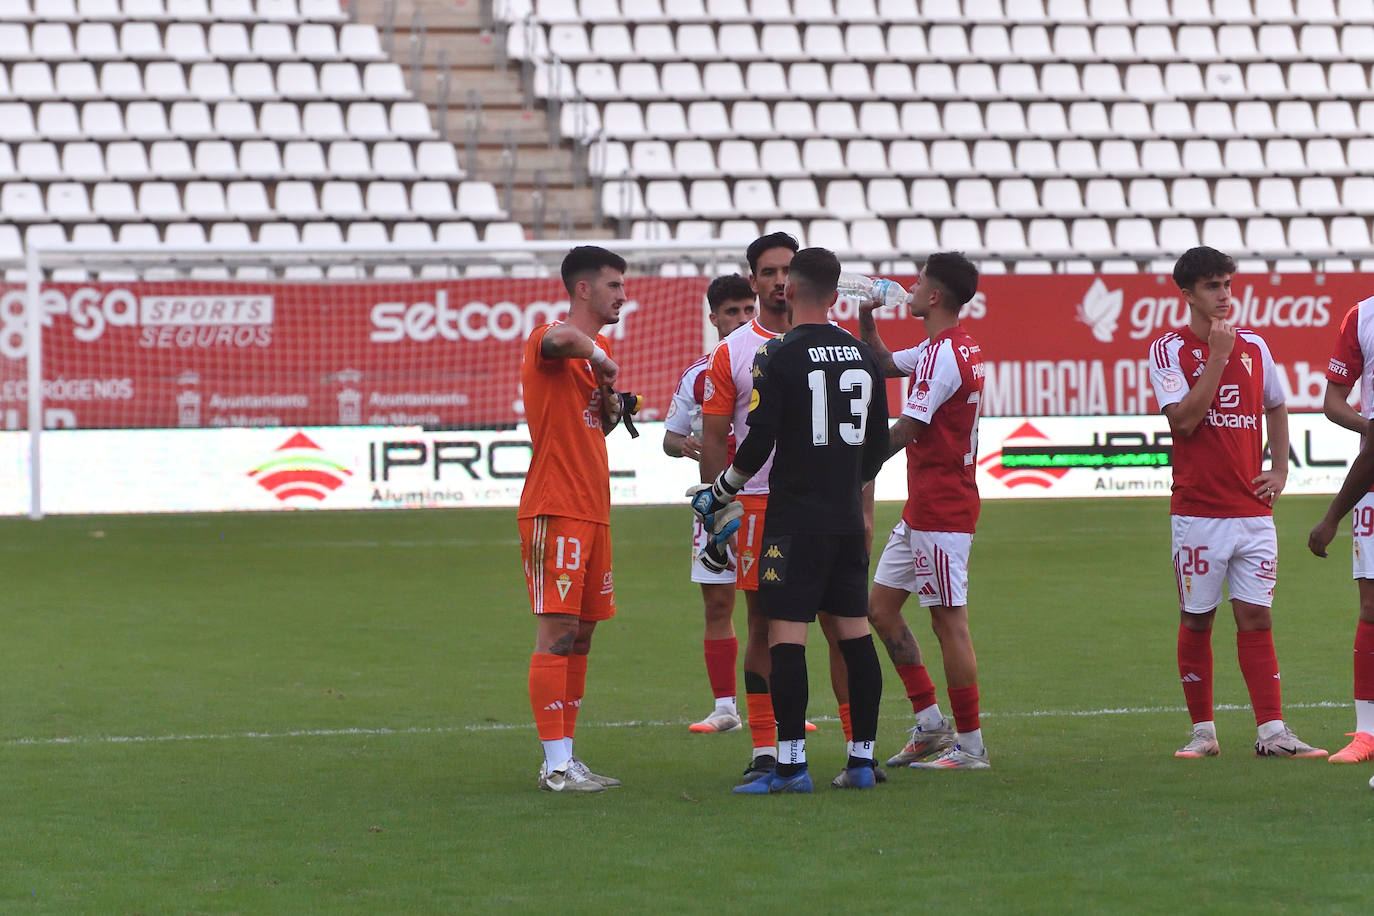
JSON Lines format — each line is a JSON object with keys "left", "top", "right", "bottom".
{"left": 779, "top": 738, "right": 806, "bottom": 766}
{"left": 562, "top": 736, "right": 574, "bottom": 760}
{"left": 753, "top": 745, "right": 777, "bottom": 759}
{"left": 715, "top": 696, "right": 738, "bottom": 715}
{"left": 1356, "top": 700, "right": 1374, "bottom": 735}
{"left": 1257, "top": 719, "right": 1285, "bottom": 741}
{"left": 1192, "top": 720, "right": 1217, "bottom": 737}
{"left": 542, "top": 739, "right": 571, "bottom": 772}
{"left": 849, "top": 739, "right": 875, "bottom": 762}
{"left": 916, "top": 703, "right": 945, "bottom": 731}
{"left": 958, "top": 728, "right": 985, "bottom": 756}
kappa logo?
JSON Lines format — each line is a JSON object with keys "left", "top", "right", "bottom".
{"left": 978, "top": 421, "right": 1071, "bottom": 491}
{"left": 247, "top": 431, "right": 353, "bottom": 502}
{"left": 752, "top": 364, "right": 762, "bottom": 378}
{"left": 556, "top": 573, "right": 573, "bottom": 600}
{"left": 764, "top": 544, "right": 784, "bottom": 559}
{"left": 762, "top": 568, "right": 781, "bottom": 582}
{"left": 1075, "top": 278, "right": 1124, "bottom": 343}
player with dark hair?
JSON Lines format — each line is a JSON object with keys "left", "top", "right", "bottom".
{"left": 1149, "top": 246, "right": 1325, "bottom": 760}
{"left": 663, "top": 273, "right": 756, "bottom": 733}
{"left": 858, "top": 251, "right": 992, "bottom": 770}
{"left": 519, "top": 245, "right": 630, "bottom": 792}
{"left": 692, "top": 247, "right": 890, "bottom": 793}
{"left": 1306, "top": 290, "right": 1374, "bottom": 763}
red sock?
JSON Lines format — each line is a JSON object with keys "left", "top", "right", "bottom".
{"left": 704, "top": 637, "right": 738, "bottom": 700}
{"left": 1237, "top": 629, "right": 1282, "bottom": 726}
{"left": 838, "top": 702, "right": 853, "bottom": 742}
{"left": 896, "top": 663, "right": 937, "bottom": 713}
{"left": 529, "top": 653, "right": 568, "bottom": 741}
{"left": 747, "top": 691, "right": 775, "bottom": 750}
{"left": 563, "top": 653, "right": 588, "bottom": 739}
{"left": 1177, "top": 625, "right": 1214, "bottom": 725}
{"left": 948, "top": 684, "right": 980, "bottom": 734}
{"left": 1354, "top": 620, "right": 1374, "bottom": 700}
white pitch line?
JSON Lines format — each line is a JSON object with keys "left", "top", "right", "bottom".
{"left": 1, "top": 700, "right": 1350, "bottom": 749}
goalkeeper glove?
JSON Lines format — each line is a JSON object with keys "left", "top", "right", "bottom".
{"left": 687, "top": 471, "right": 742, "bottom": 530}
{"left": 699, "top": 536, "right": 733, "bottom": 574}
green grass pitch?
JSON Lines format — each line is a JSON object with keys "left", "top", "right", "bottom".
{"left": 1, "top": 496, "right": 1371, "bottom": 913}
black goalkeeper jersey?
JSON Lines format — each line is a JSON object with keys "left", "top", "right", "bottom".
{"left": 731, "top": 322, "right": 890, "bottom": 536}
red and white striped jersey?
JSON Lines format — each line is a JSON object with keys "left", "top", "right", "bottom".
{"left": 892, "top": 325, "right": 984, "bottom": 534}
{"left": 1149, "top": 326, "right": 1285, "bottom": 518}
{"left": 665, "top": 353, "right": 736, "bottom": 461}
{"left": 1326, "top": 298, "right": 1374, "bottom": 417}
{"left": 703, "top": 318, "right": 782, "bottom": 495}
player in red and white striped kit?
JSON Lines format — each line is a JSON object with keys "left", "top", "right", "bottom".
{"left": 663, "top": 274, "right": 756, "bottom": 734}
{"left": 1305, "top": 294, "right": 1374, "bottom": 763}
{"left": 1149, "top": 246, "right": 1325, "bottom": 760}
{"left": 859, "top": 251, "right": 991, "bottom": 770}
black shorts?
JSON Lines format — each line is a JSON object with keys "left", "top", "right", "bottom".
{"left": 756, "top": 531, "right": 870, "bottom": 623}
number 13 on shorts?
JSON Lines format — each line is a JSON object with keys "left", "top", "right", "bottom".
{"left": 518, "top": 515, "right": 617, "bottom": 620}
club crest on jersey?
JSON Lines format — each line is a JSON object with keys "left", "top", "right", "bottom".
{"left": 556, "top": 573, "right": 573, "bottom": 600}
{"left": 1193, "top": 349, "right": 1203, "bottom": 359}
{"left": 1240, "top": 352, "right": 1253, "bottom": 375}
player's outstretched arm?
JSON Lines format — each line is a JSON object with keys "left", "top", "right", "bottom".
{"left": 884, "top": 415, "right": 924, "bottom": 461}
{"left": 1311, "top": 418, "right": 1374, "bottom": 557}
{"left": 857, "top": 300, "right": 904, "bottom": 378}
{"left": 1325, "top": 381, "right": 1366, "bottom": 434}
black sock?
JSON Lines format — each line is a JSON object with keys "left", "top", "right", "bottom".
{"left": 770, "top": 642, "right": 808, "bottom": 780}
{"left": 839, "top": 634, "right": 882, "bottom": 747}
{"left": 744, "top": 670, "right": 769, "bottom": 696}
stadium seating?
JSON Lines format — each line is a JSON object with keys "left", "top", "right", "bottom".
{"left": 6, "top": 0, "right": 1374, "bottom": 273}
{"left": 499, "top": 0, "right": 1374, "bottom": 271}
{"left": 0, "top": 0, "right": 499, "bottom": 276}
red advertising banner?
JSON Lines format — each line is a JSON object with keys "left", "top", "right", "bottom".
{"left": 0, "top": 272, "right": 1361, "bottom": 429}
{"left": 0, "top": 278, "right": 709, "bottom": 429}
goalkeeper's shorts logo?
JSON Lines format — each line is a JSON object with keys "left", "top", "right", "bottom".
{"left": 762, "top": 569, "right": 780, "bottom": 582}
{"left": 764, "top": 544, "right": 783, "bottom": 559}
{"left": 556, "top": 573, "right": 574, "bottom": 600}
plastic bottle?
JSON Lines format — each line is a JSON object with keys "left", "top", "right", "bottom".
{"left": 837, "top": 272, "right": 911, "bottom": 310}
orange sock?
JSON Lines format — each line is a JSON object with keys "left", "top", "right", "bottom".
{"left": 564, "top": 653, "right": 588, "bottom": 739}
{"left": 838, "top": 702, "right": 853, "bottom": 742}
{"left": 747, "top": 691, "right": 776, "bottom": 751}
{"left": 529, "top": 653, "right": 568, "bottom": 741}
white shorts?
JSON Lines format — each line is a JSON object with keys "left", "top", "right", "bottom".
{"left": 1351, "top": 492, "right": 1374, "bottom": 580}
{"left": 1171, "top": 515, "right": 1277, "bottom": 613}
{"left": 873, "top": 520, "right": 973, "bottom": 608}
{"left": 690, "top": 515, "right": 735, "bottom": 585}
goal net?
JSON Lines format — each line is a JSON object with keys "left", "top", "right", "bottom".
{"left": 5, "top": 240, "right": 744, "bottom": 517}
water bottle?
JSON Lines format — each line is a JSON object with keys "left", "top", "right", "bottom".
{"left": 837, "top": 272, "right": 911, "bottom": 310}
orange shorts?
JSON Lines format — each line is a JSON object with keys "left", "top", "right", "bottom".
{"left": 735, "top": 494, "right": 768, "bottom": 592}
{"left": 519, "top": 515, "right": 616, "bottom": 620}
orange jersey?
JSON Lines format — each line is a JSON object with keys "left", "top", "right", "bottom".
{"left": 518, "top": 323, "right": 612, "bottom": 524}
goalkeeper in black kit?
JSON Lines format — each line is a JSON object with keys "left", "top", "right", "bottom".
{"left": 690, "top": 247, "right": 891, "bottom": 793}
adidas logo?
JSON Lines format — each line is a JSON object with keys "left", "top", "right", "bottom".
{"left": 762, "top": 569, "right": 780, "bottom": 582}
{"left": 542, "top": 701, "right": 564, "bottom": 711}
{"left": 1181, "top": 673, "right": 1203, "bottom": 683}
{"left": 918, "top": 582, "right": 938, "bottom": 597}
{"left": 764, "top": 544, "right": 783, "bottom": 559}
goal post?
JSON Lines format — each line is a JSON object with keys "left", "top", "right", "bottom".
{"left": 9, "top": 240, "right": 745, "bottom": 519}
